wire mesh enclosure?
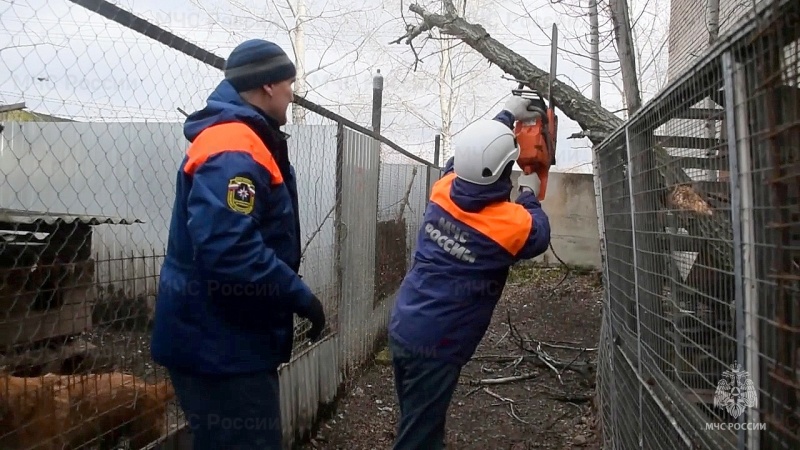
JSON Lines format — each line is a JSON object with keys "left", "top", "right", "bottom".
{"left": 0, "top": 1, "right": 440, "bottom": 449}
{"left": 595, "top": 0, "right": 799, "bottom": 448}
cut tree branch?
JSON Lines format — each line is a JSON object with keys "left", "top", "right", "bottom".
{"left": 392, "top": 2, "right": 623, "bottom": 143}
{"left": 504, "top": 310, "right": 595, "bottom": 377}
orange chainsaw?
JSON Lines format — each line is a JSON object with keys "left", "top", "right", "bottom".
{"left": 513, "top": 23, "right": 558, "bottom": 201}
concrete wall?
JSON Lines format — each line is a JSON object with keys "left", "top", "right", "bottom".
{"left": 510, "top": 171, "right": 602, "bottom": 270}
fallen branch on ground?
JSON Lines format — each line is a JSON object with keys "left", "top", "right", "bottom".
{"left": 482, "top": 387, "right": 514, "bottom": 403}
{"left": 469, "top": 372, "right": 538, "bottom": 386}
{"left": 545, "top": 243, "right": 571, "bottom": 299}
{"left": 503, "top": 311, "right": 596, "bottom": 377}
{"left": 481, "top": 388, "right": 530, "bottom": 424}
{"left": 536, "top": 386, "right": 595, "bottom": 403}
{"left": 537, "top": 346, "right": 564, "bottom": 384}
{"left": 546, "top": 392, "right": 593, "bottom": 403}
{"left": 544, "top": 409, "right": 572, "bottom": 430}
{"left": 471, "top": 352, "right": 594, "bottom": 376}
{"left": 507, "top": 404, "right": 529, "bottom": 424}
{"left": 535, "top": 341, "right": 598, "bottom": 352}
{"left": 494, "top": 325, "right": 510, "bottom": 347}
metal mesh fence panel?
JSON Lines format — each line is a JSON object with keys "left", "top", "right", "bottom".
{"left": 597, "top": 132, "right": 639, "bottom": 345}
{"left": 613, "top": 345, "right": 644, "bottom": 447}
{"left": 594, "top": 0, "right": 799, "bottom": 448}
{"left": 0, "top": 1, "right": 438, "bottom": 448}
{"left": 726, "top": 6, "right": 800, "bottom": 447}
{"left": 595, "top": 306, "right": 616, "bottom": 449}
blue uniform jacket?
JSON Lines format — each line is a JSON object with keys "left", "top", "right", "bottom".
{"left": 150, "top": 80, "right": 313, "bottom": 376}
{"left": 388, "top": 110, "right": 552, "bottom": 366}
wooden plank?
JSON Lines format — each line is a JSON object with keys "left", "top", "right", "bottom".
{"left": 0, "top": 260, "right": 95, "bottom": 313}
{"left": 657, "top": 234, "right": 707, "bottom": 252}
{"left": 0, "top": 102, "right": 26, "bottom": 114}
{"left": 695, "top": 180, "right": 731, "bottom": 196}
{"left": 0, "top": 300, "right": 93, "bottom": 346}
{"left": 681, "top": 387, "right": 719, "bottom": 404}
{"left": 674, "top": 108, "right": 725, "bottom": 120}
{"left": 0, "top": 337, "right": 113, "bottom": 374}
{"left": 655, "top": 135, "right": 723, "bottom": 150}
{"left": 671, "top": 155, "right": 729, "bottom": 170}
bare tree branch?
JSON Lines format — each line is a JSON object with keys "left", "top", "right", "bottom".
{"left": 392, "top": 2, "right": 623, "bottom": 141}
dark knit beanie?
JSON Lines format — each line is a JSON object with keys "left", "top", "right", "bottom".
{"left": 224, "top": 39, "right": 296, "bottom": 92}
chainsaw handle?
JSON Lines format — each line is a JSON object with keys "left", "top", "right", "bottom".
{"left": 511, "top": 88, "right": 546, "bottom": 105}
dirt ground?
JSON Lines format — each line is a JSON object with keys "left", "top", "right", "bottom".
{"left": 298, "top": 264, "right": 605, "bottom": 450}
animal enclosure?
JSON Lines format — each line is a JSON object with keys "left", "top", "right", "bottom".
{"left": 593, "top": 0, "right": 800, "bottom": 448}
{"left": 0, "top": 2, "right": 440, "bottom": 449}
{"left": 0, "top": 121, "right": 435, "bottom": 449}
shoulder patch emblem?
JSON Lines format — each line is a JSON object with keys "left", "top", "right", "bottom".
{"left": 227, "top": 176, "right": 256, "bottom": 214}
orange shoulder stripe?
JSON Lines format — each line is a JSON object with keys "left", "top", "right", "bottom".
{"left": 429, "top": 173, "right": 532, "bottom": 255}
{"left": 182, "top": 122, "right": 283, "bottom": 185}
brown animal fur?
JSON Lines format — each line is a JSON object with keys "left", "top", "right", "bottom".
{"left": 0, "top": 374, "right": 68, "bottom": 449}
{"left": 0, "top": 372, "right": 174, "bottom": 450}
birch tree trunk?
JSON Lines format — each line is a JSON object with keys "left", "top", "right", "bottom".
{"left": 608, "top": 0, "right": 641, "bottom": 116}
{"left": 291, "top": 0, "right": 307, "bottom": 124}
{"left": 438, "top": 26, "right": 454, "bottom": 161}
{"left": 706, "top": 0, "right": 722, "bottom": 181}
{"left": 589, "top": 0, "right": 601, "bottom": 105}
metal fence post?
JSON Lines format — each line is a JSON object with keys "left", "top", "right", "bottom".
{"left": 624, "top": 125, "right": 644, "bottom": 447}
{"left": 593, "top": 144, "right": 618, "bottom": 449}
{"left": 426, "top": 134, "right": 442, "bottom": 199}
{"left": 334, "top": 121, "right": 345, "bottom": 335}
{"left": 722, "top": 50, "right": 745, "bottom": 449}
{"left": 722, "top": 50, "right": 761, "bottom": 450}
{"left": 372, "top": 70, "right": 383, "bottom": 217}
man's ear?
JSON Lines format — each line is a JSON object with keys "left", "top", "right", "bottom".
{"left": 262, "top": 84, "right": 274, "bottom": 98}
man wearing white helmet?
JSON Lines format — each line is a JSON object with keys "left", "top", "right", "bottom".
{"left": 387, "top": 95, "right": 550, "bottom": 450}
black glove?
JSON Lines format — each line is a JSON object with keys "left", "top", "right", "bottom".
{"left": 300, "top": 295, "right": 326, "bottom": 341}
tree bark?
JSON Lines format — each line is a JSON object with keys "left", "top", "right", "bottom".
{"left": 706, "top": 0, "right": 722, "bottom": 181}
{"left": 292, "top": 0, "right": 308, "bottom": 124}
{"left": 608, "top": 0, "right": 641, "bottom": 116}
{"left": 589, "top": 0, "right": 601, "bottom": 105}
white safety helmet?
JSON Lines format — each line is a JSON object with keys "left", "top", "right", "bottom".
{"left": 452, "top": 119, "right": 519, "bottom": 185}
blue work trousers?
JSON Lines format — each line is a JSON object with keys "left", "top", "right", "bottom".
{"left": 167, "top": 368, "right": 282, "bottom": 450}
{"left": 389, "top": 337, "right": 461, "bottom": 450}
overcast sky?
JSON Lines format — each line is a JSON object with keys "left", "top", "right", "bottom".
{"left": 0, "top": 0, "right": 672, "bottom": 171}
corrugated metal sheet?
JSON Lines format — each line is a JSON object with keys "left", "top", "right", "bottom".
{"left": 0, "top": 109, "right": 75, "bottom": 123}
{"left": 0, "top": 208, "right": 143, "bottom": 225}
{"left": 0, "top": 231, "right": 49, "bottom": 245}
{"left": 338, "top": 128, "right": 381, "bottom": 377}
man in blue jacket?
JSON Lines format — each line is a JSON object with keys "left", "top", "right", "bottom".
{"left": 150, "top": 39, "right": 326, "bottom": 450}
{"left": 387, "top": 96, "right": 551, "bottom": 450}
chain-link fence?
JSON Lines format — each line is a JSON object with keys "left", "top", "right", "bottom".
{"left": 0, "top": 1, "right": 439, "bottom": 448}
{"left": 594, "top": 0, "right": 799, "bottom": 448}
